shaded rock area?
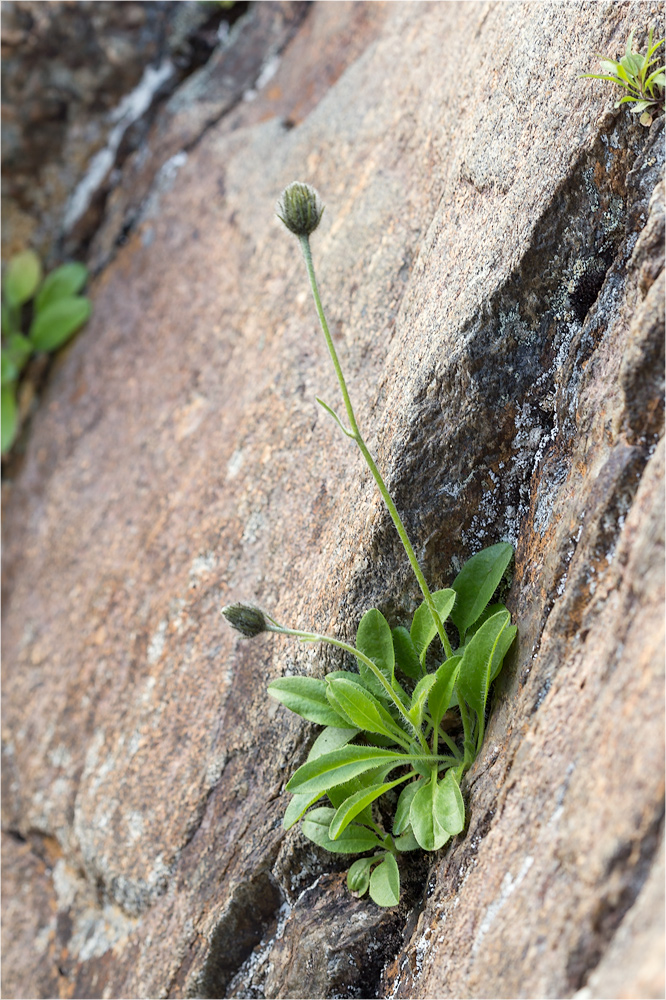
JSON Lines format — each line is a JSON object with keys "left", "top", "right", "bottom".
{"left": 1, "top": 3, "right": 664, "bottom": 999}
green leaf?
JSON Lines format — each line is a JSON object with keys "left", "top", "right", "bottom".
{"left": 1, "top": 382, "right": 18, "bottom": 453}
{"left": 436, "top": 769, "right": 465, "bottom": 836}
{"left": 408, "top": 674, "right": 437, "bottom": 727}
{"left": 1, "top": 302, "right": 16, "bottom": 337}
{"left": 630, "top": 100, "right": 652, "bottom": 113}
{"left": 329, "top": 772, "right": 414, "bottom": 840}
{"left": 428, "top": 654, "right": 462, "bottom": 729}
{"left": 393, "top": 778, "right": 423, "bottom": 835}
{"left": 369, "top": 853, "right": 400, "bottom": 907}
{"left": 347, "top": 857, "right": 376, "bottom": 895}
{"left": 409, "top": 774, "right": 451, "bottom": 851}
{"left": 391, "top": 626, "right": 421, "bottom": 680}
{"left": 301, "top": 807, "right": 383, "bottom": 854}
{"left": 315, "top": 396, "right": 355, "bottom": 438}
{"left": 29, "top": 296, "right": 91, "bottom": 352}
{"left": 4, "top": 250, "right": 42, "bottom": 308}
{"left": 394, "top": 828, "right": 420, "bottom": 851}
{"left": 308, "top": 725, "right": 359, "bottom": 760}
{"left": 4, "top": 333, "right": 33, "bottom": 380}
{"left": 356, "top": 608, "right": 395, "bottom": 694}
{"left": 450, "top": 543, "right": 513, "bottom": 638}
{"left": 410, "top": 589, "right": 456, "bottom": 662}
{"left": 286, "top": 745, "right": 411, "bottom": 798}
{"left": 1, "top": 352, "right": 17, "bottom": 386}
{"left": 456, "top": 609, "right": 511, "bottom": 720}
{"left": 34, "top": 262, "right": 88, "bottom": 313}
{"left": 283, "top": 791, "right": 322, "bottom": 830}
{"left": 268, "top": 676, "right": 350, "bottom": 727}
{"left": 326, "top": 677, "right": 408, "bottom": 743}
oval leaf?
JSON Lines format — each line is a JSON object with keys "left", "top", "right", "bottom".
{"left": 29, "top": 296, "right": 91, "bottom": 352}
{"left": 34, "top": 262, "right": 88, "bottom": 313}
{"left": 301, "top": 807, "right": 382, "bottom": 854}
{"left": 456, "top": 610, "right": 511, "bottom": 719}
{"left": 392, "top": 626, "right": 421, "bottom": 679}
{"left": 393, "top": 779, "right": 423, "bottom": 835}
{"left": 268, "top": 676, "right": 350, "bottom": 727}
{"left": 435, "top": 770, "right": 465, "bottom": 836}
{"left": 356, "top": 608, "right": 395, "bottom": 694}
{"left": 369, "top": 853, "right": 400, "bottom": 907}
{"left": 410, "top": 776, "right": 451, "bottom": 851}
{"left": 347, "top": 857, "right": 375, "bottom": 895}
{"left": 410, "top": 589, "right": 456, "bottom": 660}
{"left": 450, "top": 543, "right": 513, "bottom": 638}
{"left": 4, "top": 250, "right": 42, "bottom": 308}
{"left": 308, "top": 725, "right": 359, "bottom": 760}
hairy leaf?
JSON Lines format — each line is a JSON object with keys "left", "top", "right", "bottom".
{"left": 391, "top": 626, "right": 421, "bottom": 679}
{"left": 329, "top": 772, "right": 415, "bottom": 840}
{"left": 410, "top": 589, "right": 456, "bottom": 661}
{"left": 268, "top": 676, "right": 351, "bottom": 727}
{"left": 456, "top": 610, "right": 512, "bottom": 720}
{"left": 301, "top": 807, "right": 383, "bottom": 853}
{"left": 356, "top": 608, "right": 395, "bottom": 694}
{"left": 428, "top": 654, "right": 462, "bottom": 730}
{"left": 369, "top": 853, "right": 400, "bottom": 907}
{"left": 286, "top": 745, "right": 411, "bottom": 798}
{"left": 450, "top": 543, "right": 513, "bottom": 638}
{"left": 326, "top": 676, "right": 408, "bottom": 743}
{"left": 393, "top": 778, "right": 423, "bottom": 835}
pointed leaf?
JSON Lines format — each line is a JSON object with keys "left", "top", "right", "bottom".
{"left": 450, "top": 543, "right": 513, "bottom": 638}
{"left": 435, "top": 770, "right": 465, "bottom": 836}
{"left": 283, "top": 791, "right": 322, "bottom": 830}
{"left": 347, "top": 857, "right": 376, "bottom": 895}
{"left": 356, "top": 608, "right": 395, "bottom": 694}
{"left": 410, "top": 589, "right": 456, "bottom": 661}
{"left": 34, "top": 262, "right": 88, "bottom": 312}
{"left": 428, "top": 655, "right": 462, "bottom": 729}
{"left": 329, "top": 772, "right": 414, "bottom": 840}
{"left": 408, "top": 674, "right": 437, "bottom": 727}
{"left": 308, "top": 725, "right": 359, "bottom": 760}
{"left": 286, "top": 745, "right": 411, "bottom": 798}
{"left": 1, "top": 382, "right": 18, "bottom": 453}
{"left": 29, "top": 296, "right": 91, "bottom": 352}
{"left": 326, "top": 677, "right": 408, "bottom": 743}
{"left": 456, "top": 610, "right": 511, "bottom": 719}
{"left": 301, "top": 807, "right": 383, "bottom": 854}
{"left": 369, "top": 853, "right": 400, "bottom": 907}
{"left": 392, "top": 626, "right": 421, "bottom": 679}
{"left": 268, "top": 676, "right": 350, "bottom": 727}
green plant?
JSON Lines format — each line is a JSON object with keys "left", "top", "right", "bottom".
{"left": 581, "top": 27, "right": 665, "bottom": 126}
{"left": 222, "top": 183, "right": 517, "bottom": 907}
{"left": 1, "top": 250, "right": 92, "bottom": 453}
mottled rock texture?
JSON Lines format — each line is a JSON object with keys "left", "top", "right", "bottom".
{"left": 2, "top": 2, "right": 664, "bottom": 999}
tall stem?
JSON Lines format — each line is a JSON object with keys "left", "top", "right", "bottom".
{"left": 299, "top": 235, "right": 453, "bottom": 660}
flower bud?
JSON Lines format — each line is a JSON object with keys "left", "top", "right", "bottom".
{"left": 221, "top": 603, "right": 268, "bottom": 638}
{"left": 276, "top": 181, "right": 324, "bottom": 237}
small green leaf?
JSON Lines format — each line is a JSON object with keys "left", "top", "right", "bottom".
{"left": 268, "top": 676, "right": 350, "bottom": 727}
{"left": 34, "top": 262, "right": 88, "bottom": 313}
{"left": 29, "top": 296, "right": 91, "bottom": 352}
{"left": 450, "top": 543, "right": 513, "bottom": 638}
{"left": 315, "top": 396, "right": 355, "bottom": 438}
{"left": 369, "top": 853, "right": 400, "bottom": 907}
{"left": 4, "top": 250, "right": 42, "bottom": 308}
{"left": 301, "top": 807, "right": 383, "bottom": 854}
{"left": 308, "top": 725, "right": 359, "bottom": 760}
{"left": 393, "top": 779, "right": 423, "bottom": 835}
{"left": 456, "top": 610, "right": 511, "bottom": 720}
{"left": 347, "top": 857, "right": 376, "bottom": 895}
{"left": 1, "top": 352, "right": 17, "bottom": 386}
{"left": 629, "top": 100, "right": 652, "bottom": 112}
{"left": 1, "top": 382, "right": 18, "bottom": 453}
{"left": 1, "top": 303, "right": 16, "bottom": 337}
{"left": 409, "top": 775, "right": 451, "bottom": 851}
{"left": 329, "top": 772, "right": 414, "bottom": 840}
{"left": 408, "top": 674, "right": 437, "bottom": 727}
{"left": 394, "top": 828, "right": 420, "bottom": 851}
{"left": 410, "top": 589, "right": 456, "bottom": 661}
{"left": 435, "top": 769, "right": 465, "bottom": 836}
{"left": 391, "top": 626, "right": 421, "bottom": 679}
{"left": 326, "top": 677, "right": 408, "bottom": 743}
{"left": 286, "top": 745, "right": 411, "bottom": 798}
{"left": 428, "top": 654, "right": 462, "bottom": 730}
{"left": 356, "top": 608, "right": 395, "bottom": 693}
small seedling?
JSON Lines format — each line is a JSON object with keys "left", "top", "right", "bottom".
{"left": 222, "top": 183, "right": 517, "bottom": 906}
{"left": 1, "top": 250, "right": 92, "bottom": 453}
{"left": 581, "top": 27, "right": 665, "bottom": 126}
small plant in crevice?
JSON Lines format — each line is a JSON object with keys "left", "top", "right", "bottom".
{"left": 1, "top": 250, "right": 92, "bottom": 454}
{"left": 581, "top": 27, "right": 665, "bottom": 127}
{"left": 222, "top": 183, "right": 517, "bottom": 907}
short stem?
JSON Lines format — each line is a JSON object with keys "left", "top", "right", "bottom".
{"left": 298, "top": 236, "right": 453, "bottom": 661}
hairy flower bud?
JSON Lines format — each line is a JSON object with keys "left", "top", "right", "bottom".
{"left": 276, "top": 181, "right": 324, "bottom": 237}
{"left": 221, "top": 603, "right": 268, "bottom": 637}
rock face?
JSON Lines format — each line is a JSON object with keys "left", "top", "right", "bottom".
{"left": 2, "top": 3, "right": 664, "bottom": 999}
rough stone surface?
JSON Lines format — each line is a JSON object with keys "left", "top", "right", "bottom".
{"left": 2, "top": 3, "right": 664, "bottom": 999}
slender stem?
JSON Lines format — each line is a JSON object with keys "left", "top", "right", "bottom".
{"left": 299, "top": 236, "right": 454, "bottom": 662}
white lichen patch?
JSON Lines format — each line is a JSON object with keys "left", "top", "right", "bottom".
{"left": 147, "top": 620, "right": 167, "bottom": 665}
{"left": 471, "top": 855, "right": 534, "bottom": 957}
